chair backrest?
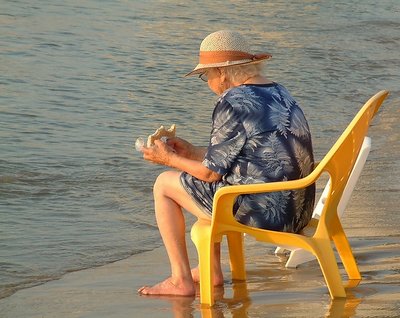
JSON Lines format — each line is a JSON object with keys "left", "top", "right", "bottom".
{"left": 313, "top": 90, "right": 389, "bottom": 234}
{"left": 313, "top": 136, "right": 371, "bottom": 220}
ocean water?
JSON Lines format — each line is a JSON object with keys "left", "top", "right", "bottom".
{"left": 1, "top": 0, "right": 399, "bottom": 301}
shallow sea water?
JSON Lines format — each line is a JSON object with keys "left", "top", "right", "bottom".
{"left": 1, "top": 0, "right": 399, "bottom": 315}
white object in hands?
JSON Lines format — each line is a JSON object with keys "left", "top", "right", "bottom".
{"left": 135, "top": 137, "right": 145, "bottom": 152}
{"left": 146, "top": 124, "right": 176, "bottom": 147}
{"left": 134, "top": 124, "right": 176, "bottom": 152}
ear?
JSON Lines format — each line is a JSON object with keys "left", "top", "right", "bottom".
{"left": 218, "top": 68, "right": 227, "bottom": 82}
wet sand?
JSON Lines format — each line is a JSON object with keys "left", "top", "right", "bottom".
{"left": 1, "top": 175, "right": 400, "bottom": 318}
{"left": 0, "top": 232, "right": 399, "bottom": 318}
{"left": 1, "top": 100, "right": 399, "bottom": 317}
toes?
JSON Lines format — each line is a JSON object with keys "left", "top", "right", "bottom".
{"left": 137, "top": 286, "right": 148, "bottom": 294}
{"left": 137, "top": 279, "right": 195, "bottom": 296}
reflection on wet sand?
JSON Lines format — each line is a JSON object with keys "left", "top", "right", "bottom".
{"left": 148, "top": 227, "right": 400, "bottom": 317}
{"left": 326, "top": 294, "right": 362, "bottom": 318}
{"left": 203, "top": 282, "right": 251, "bottom": 318}
{"left": 0, "top": 233, "right": 397, "bottom": 317}
{"left": 155, "top": 280, "right": 364, "bottom": 318}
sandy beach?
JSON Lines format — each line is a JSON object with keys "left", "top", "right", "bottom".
{"left": 0, "top": 231, "right": 399, "bottom": 318}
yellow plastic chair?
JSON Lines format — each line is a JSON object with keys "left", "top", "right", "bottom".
{"left": 275, "top": 136, "right": 372, "bottom": 268}
{"left": 191, "top": 90, "right": 389, "bottom": 306}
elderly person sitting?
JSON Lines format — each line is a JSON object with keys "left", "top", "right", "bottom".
{"left": 138, "top": 30, "right": 315, "bottom": 296}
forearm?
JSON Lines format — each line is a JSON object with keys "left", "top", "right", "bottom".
{"left": 142, "top": 140, "right": 219, "bottom": 182}
{"left": 166, "top": 137, "right": 207, "bottom": 161}
{"left": 169, "top": 152, "right": 221, "bottom": 182}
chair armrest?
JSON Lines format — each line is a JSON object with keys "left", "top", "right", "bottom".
{"left": 215, "top": 173, "right": 316, "bottom": 199}
{"left": 212, "top": 173, "right": 320, "bottom": 226}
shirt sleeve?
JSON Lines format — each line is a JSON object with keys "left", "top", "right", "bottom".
{"left": 203, "top": 99, "right": 247, "bottom": 175}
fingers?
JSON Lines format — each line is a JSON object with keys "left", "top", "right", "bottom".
{"left": 166, "top": 137, "right": 181, "bottom": 148}
{"left": 153, "top": 139, "right": 165, "bottom": 146}
{"left": 141, "top": 140, "right": 172, "bottom": 165}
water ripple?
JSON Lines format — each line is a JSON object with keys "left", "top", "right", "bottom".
{"left": 1, "top": 0, "right": 399, "bottom": 304}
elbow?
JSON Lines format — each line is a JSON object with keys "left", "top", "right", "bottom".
{"left": 204, "top": 170, "right": 223, "bottom": 183}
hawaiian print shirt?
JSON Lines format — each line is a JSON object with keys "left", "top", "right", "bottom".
{"left": 181, "top": 83, "right": 315, "bottom": 233}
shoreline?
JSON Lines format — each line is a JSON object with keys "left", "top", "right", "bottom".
{"left": 0, "top": 233, "right": 399, "bottom": 318}
{"left": 0, "top": 247, "right": 161, "bottom": 302}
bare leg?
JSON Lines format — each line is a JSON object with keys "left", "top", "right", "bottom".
{"left": 191, "top": 243, "right": 224, "bottom": 286}
{"left": 138, "top": 170, "right": 223, "bottom": 296}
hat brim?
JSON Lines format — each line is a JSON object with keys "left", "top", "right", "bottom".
{"left": 184, "top": 54, "right": 272, "bottom": 77}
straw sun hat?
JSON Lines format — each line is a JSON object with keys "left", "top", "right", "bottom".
{"left": 185, "top": 30, "right": 272, "bottom": 77}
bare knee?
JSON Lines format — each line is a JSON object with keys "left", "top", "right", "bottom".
{"left": 153, "top": 170, "right": 180, "bottom": 198}
{"left": 153, "top": 171, "right": 210, "bottom": 220}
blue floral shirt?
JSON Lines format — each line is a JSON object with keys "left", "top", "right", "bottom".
{"left": 181, "top": 83, "right": 315, "bottom": 233}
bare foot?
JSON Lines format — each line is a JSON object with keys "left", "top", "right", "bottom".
{"left": 191, "top": 267, "right": 224, "bottom": 286}
{"left": 138, "top": 277, "right": 195, "bottom": 296}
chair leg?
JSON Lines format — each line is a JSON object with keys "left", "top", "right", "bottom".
{"left": 226, "top": 232, "right": 246, "bottom": 280}
{"left": 191, "top": 221, "right": 214, "bottom": 306}
{"left": 331, "top": 218, "right": 361, "bottom": 280}
{"left": 314, "top": 241, "right": 346, "bottom": 298}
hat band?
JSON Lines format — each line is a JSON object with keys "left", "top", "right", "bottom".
{"left": 199, "top": 50, "right": 270, "bottom": 65}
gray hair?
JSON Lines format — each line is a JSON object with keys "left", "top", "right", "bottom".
{"left": 223, "top": 62, "right": 265, "bottom": 83}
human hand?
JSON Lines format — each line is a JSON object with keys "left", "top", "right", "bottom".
{"left": 166, "top": 137, "right": 195, "bottom": 159}
{"left": 142, "top": 139, "right": 176, "bottom": 166}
